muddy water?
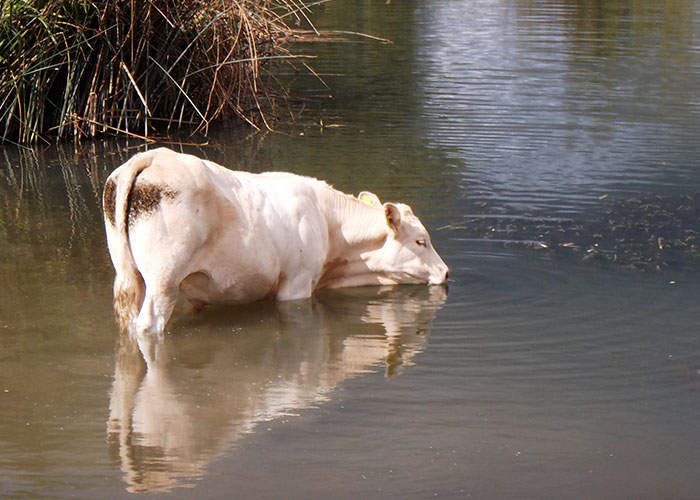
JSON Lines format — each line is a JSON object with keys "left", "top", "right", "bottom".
{"left": 2, "top": 0, "right": 700, "bottom": 498}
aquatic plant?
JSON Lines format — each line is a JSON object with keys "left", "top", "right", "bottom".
{"left": 0, "top": 0, "right": 315, "bottom": 144}
{"left": 442, "top": 193, "right": 700, "bottom": 272}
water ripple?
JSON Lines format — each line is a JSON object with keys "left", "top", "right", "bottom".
{"left": 415, "top": 0, "right": 700, "bottom": 216}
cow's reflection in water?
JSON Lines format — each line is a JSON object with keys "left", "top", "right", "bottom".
{"left": 107, "top": 286, "right": 446, "bottom": 493}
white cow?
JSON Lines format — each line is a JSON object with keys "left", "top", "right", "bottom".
{"left": 103, "top": 148, "right": 449, "bottom": 334}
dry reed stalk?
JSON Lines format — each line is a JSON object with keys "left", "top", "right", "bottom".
{"left": 0, "top": 0, "right": 316, "bottom": 143}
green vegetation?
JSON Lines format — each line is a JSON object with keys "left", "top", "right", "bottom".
{"left": 0, "top": 0, "right": 316, "bottom": 144}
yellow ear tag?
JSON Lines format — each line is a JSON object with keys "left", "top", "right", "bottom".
{"left": 360, "top": 194, "right": 374, "bottom": 206}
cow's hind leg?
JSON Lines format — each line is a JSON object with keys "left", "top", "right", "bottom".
{"left": 135, "top": 284, "right": 178, "bottom": 335}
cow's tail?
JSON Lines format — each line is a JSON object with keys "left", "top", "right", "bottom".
{"left": 103, "top": 151, "right": 154, "bottom": 331}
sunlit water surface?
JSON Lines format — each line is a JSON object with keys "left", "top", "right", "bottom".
{"left": 2, "top": 0, "right": 700, "bottom": 498}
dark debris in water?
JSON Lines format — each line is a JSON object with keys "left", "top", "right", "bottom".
{"left": 446, "top": 193, "right": 700, "bottom": 272}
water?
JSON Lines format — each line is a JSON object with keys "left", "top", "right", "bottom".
{"left": 415, "top": 0, "right": 700, "bottom": 213}
{"left": 2, "top": 0, "right": 700, "bottom": 498}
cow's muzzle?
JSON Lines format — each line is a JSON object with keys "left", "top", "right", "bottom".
{"left": 429, "top": 267, "right": 450, "bottom": 285}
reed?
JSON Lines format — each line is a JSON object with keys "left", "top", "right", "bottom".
{"left": 0, "top": 0, "right": 315, "bottom": 144}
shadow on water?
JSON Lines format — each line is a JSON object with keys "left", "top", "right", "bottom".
{"left": 107, "top": 286, "right": 446, "bottom": 493}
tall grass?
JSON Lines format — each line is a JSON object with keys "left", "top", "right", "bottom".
{"left": 0, "top": 0, "right": 315, "bottom": 144}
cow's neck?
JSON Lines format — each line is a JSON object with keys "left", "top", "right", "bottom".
{"left": 316, "top": 187, "right": 390, "bottom": 288}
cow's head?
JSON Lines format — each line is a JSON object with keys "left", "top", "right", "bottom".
{"left": 358, "top": 192, "right": 449, "bottom": 286}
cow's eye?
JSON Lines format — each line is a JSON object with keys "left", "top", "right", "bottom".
{"left": 416, "top": 239, "right": 427, "bottom": 248}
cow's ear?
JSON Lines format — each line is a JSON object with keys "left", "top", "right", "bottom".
{"left": 384, "top": 203, "right": 401, "bottom": 233}
{"left": 358, "top": 191, "right": 381, "bottom": 207}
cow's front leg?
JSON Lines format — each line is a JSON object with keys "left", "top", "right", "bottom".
{"left": 275, "top": 272, "right": 315, "bottom": 302}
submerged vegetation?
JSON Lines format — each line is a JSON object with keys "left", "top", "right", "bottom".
{"left": 0, "top": 0, "right": 317, "bottom": 144}
{"left": 444, "top": 193, "right": 700, "bottom": 272}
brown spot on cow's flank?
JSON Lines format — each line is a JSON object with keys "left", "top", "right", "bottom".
{"left": 127, "top": 180, "right": 177, "bottom": 227}
{"left": 103, "top": 178, "right": 116, "bottom": 226}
